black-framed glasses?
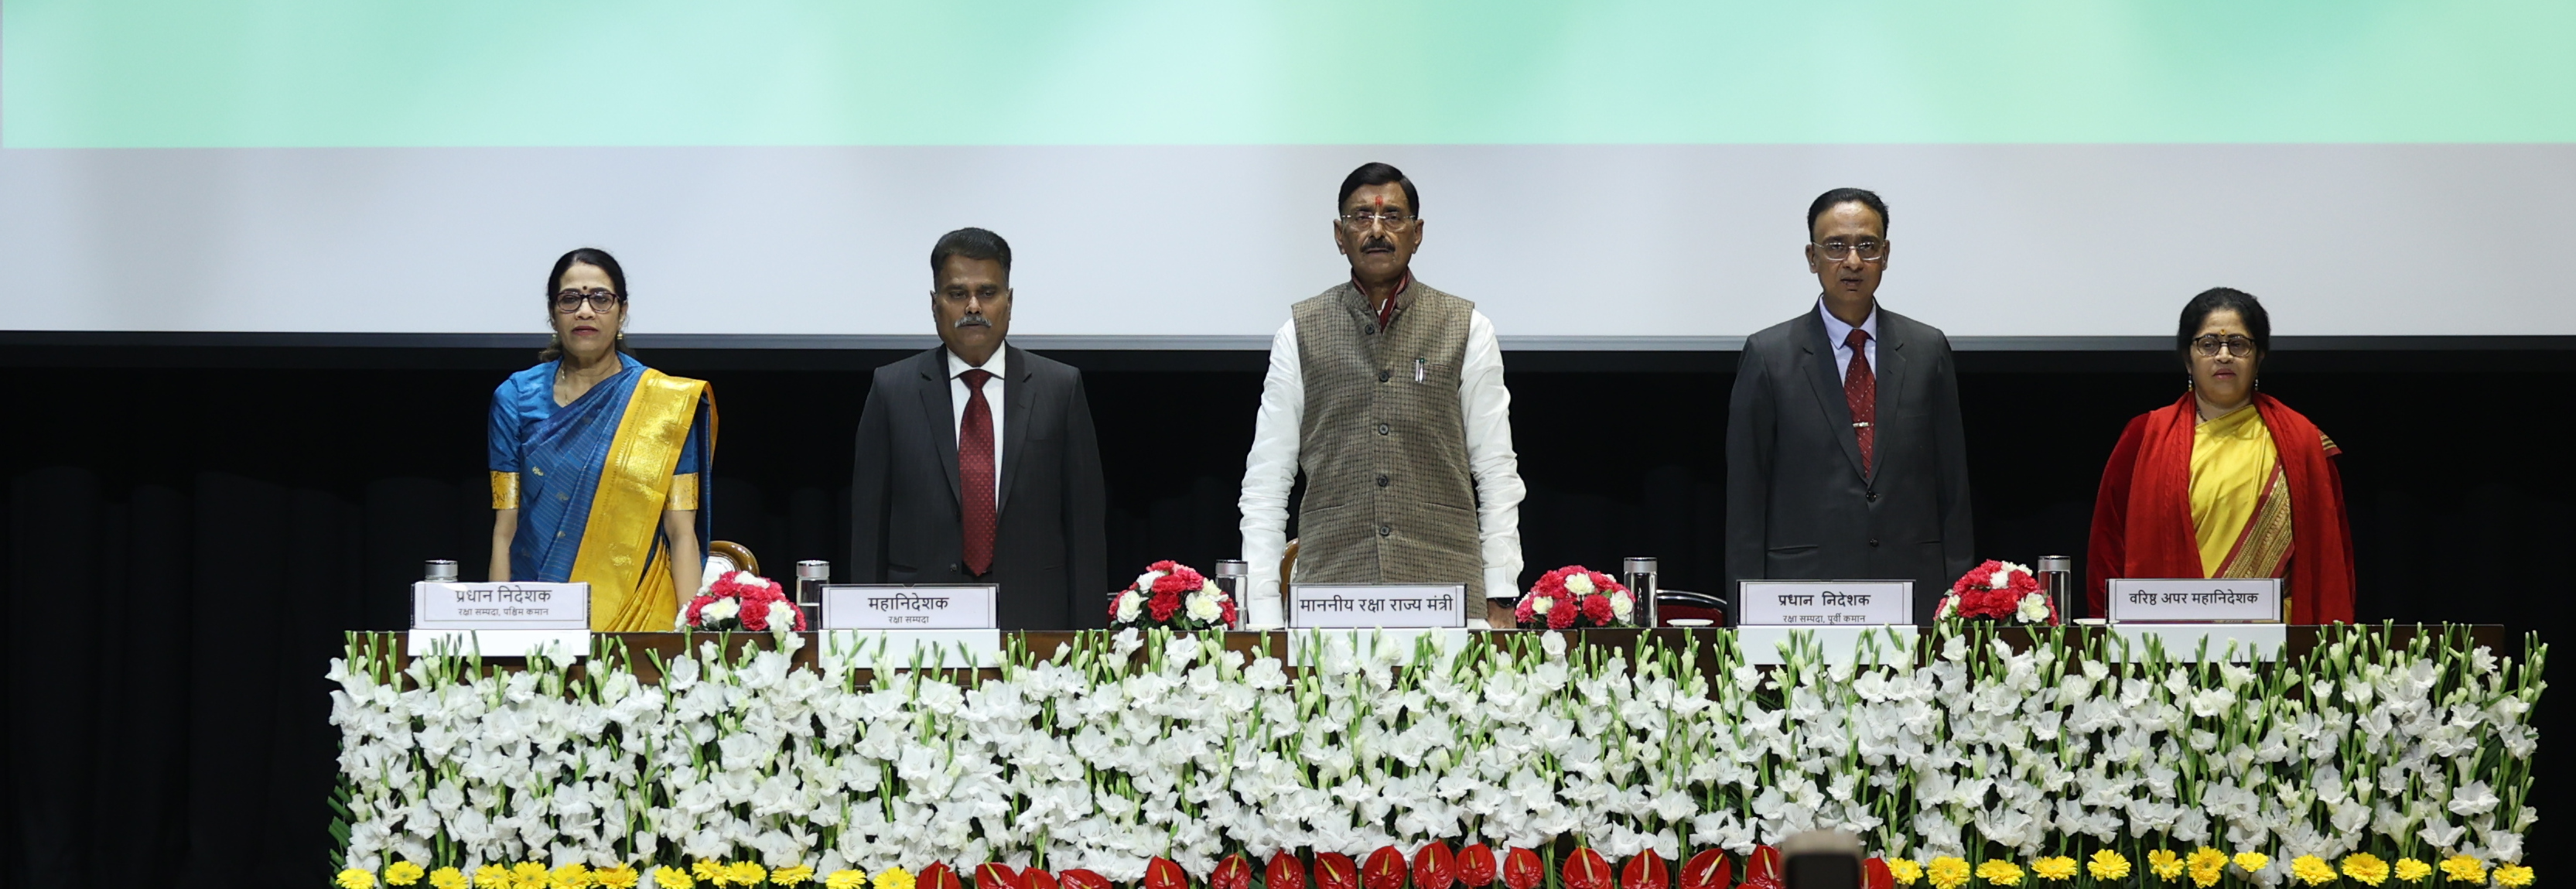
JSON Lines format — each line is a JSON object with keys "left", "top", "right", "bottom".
{"left": 1339, "top": 211, "right": 1418, "bottom": 230}
{"left": 553, "top": 289, "right": 624, "bottom": 313}
{"left": 2192, "top": 335, "right": 2257, "bottom": 357}
{"left": 1812, "top": 239, "right": 1888, "bottom": 262}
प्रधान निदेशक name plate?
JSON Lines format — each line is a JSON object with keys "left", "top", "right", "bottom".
{"left": 1288, "top": 583, "right": 1468, "bottom": 628}
{"left": 1734, "top": 580, "right": 1914, "bottom": 626}
{"left": 2104, "top": 578, "right": 2283, "bottom": 624}
{"left": 412, "top": 581, "right": 589, "bottom": 630}
{"left": 820, "top": 584, "right": 998, "bottom": 630}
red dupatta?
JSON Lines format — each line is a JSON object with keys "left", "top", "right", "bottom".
{"left": 2086, "top": 393, "right": 2356, "bottom": 623}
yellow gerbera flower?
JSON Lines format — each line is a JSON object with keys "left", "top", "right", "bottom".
{"left": 655, "top": 866, "right": 699, "bottom": 889}
{"left": 2188, "top": 849, "right": 2230, "bottom": 889}
{"left": 2236, "top": 853, "right": 2272, "bottom": 876}
{"left": 2032, "top": 857, "right": 2079, "bottom": 882}
{"left": 2495, "top": 865, "right": 2534, "bottom": 888}
{"left": 473, "top": 864, "right": 511, "bottom": 888}
{"left": 338, "top": 868, "right": 380, "bottom": 889}
{"left": 731, "top": 863, "right": 769, "bottom": 887}
{"left": 1886, "top": 858, "right": 1925, "bottom": 887}
{"left": 1929, "top": 857, "right": 1973, "bottom": 889}
{"left": 551, "top": 863, "right": 594, "bottom": 888}
{"left": 2148, "top": 850, "right": 2186, "bottom": 881}
{"left": 825, "top": 870, "right": 869, "bottom": 889}
{"left": 594, "top": 865, "right": 640, "bottom": 889}
{"left": 774, "top": 866, "right": 818, "bottom": 887}
{"left": 2394, "top": 860, "right": 2434, "bottom": 883}
{"left": 696, "top": 860, "right": 729, "bottom": 887}
{"left": 2440, "top": 857, "right": 2486, "bottom": 884}
{"left": 513, "top": 863, "right": 551, "bottom": 889}
{"left": 1976, "top": 860, "right": 2025, "bottom": 886}
{"left": 875, "top": 867, "right": 918, "bottom": 889}
{"left": 388, "top": 863, "right": 428, "bottom": 887}
{"left": 2341, "top": 853, "right": 2391, "bottom": 887}
{"left": 2088, "top": 851, "right": 2132, "bottom": 881}
{"left": 429, "top": 867, "right": 469, "bottom": 889}
{"left": 2291, "top": 856, "right": 2339, "bottom": 886}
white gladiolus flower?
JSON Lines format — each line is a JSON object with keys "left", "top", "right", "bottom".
{"left": 1564, "top": 573, "right": 1596, "bottom": 596}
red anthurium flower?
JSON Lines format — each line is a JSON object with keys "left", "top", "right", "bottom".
{"left": 922, "top": 863, "right": 965, "bottom": 889}
{"left": 1211, "top": 856, "right": 1254, "bottom": 889}
{"left": 1502, "top": 849, "right": 1545, "bottom": 889}
{"left": 1863, "top": 860, "right": 1893, "bottom": 889}
{"left": 1058, "top": 870, "right": 1111, "bottom": 889}
{"left": 1268, "top": 853, "right": 1310, "bottom": 889}
{"left": 1563, "top": 848, "right": 1612, "bottom": 889}
{"left": 1457, "top": 846, "right": 1498, "bottom": 888}
{"left": 1364, "top": 846, "right": 1408, "bottom": 889}
{"left": 1144, "top": 858, "right": 1188, "bottom": 889}
{"left": 1317, "top": 853, "right": 1361, "bottom": 889}
{"left": 1620, "top": 850, "right": 1669, "bottom": 889}
{"left": 1744, "top": 847, "right": 1782, "bottom": 886}
{"left": 1680, "top": 850, "right": 1731, "bottom": 889}
{"left": 1024, "top": 870, "right": 1061, "bottom": 889}
{"left": 978, "top": 863, "right": 1023, "bottom": 889}
{"left": 1415, "top": 843, "right": 1458, "bottom": 889}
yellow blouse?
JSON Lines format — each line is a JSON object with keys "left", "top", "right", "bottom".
{"left": 2188, "top": 403, "right": 2277, "bottom": 577}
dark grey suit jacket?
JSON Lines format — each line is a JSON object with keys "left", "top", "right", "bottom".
{"left": 1724, "top": 305, "right": 1975, "bottom": 622}
{"left": 849, "top": 345, "right": 1108, "bottom": 630}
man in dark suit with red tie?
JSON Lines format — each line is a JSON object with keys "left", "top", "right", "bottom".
{"left": 849, "top": 227, "right": 1109, "bottom": 629}
{"left": 1725, "top": 189, "right": 1974, "bottom": 623}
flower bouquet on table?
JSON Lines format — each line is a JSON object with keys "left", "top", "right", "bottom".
{"left": 1514, "top": 564, "right": 1637, "bottom": 629}
{"left": 679, "top": 569, "right": 808, "bottom": 631}
{"left": 1108, "top": 559, "right": 1237, "bottom": 630}
{"left": 1933, "top": 559, "right": 2057, "bottom": 624}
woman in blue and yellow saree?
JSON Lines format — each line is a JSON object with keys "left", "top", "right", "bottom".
{"left": 487, "top": 248, "right": 716, "bottom": 631}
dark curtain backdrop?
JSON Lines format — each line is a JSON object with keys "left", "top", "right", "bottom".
{"left": 5, "top": 351, "right": 2567, "bottom": 887}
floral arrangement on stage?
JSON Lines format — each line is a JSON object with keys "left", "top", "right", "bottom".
{"left": 330, "top": 624, "right": 2541, "bottom": 889}
{"left": 1109, "top": 560, "right": 1237, "bottom": 631}
{"left": 1933, "top": 560, "right": 2055, "bottom": 625}
{"left": 1514, "top": 566, "right": 1636, "bottom": 629}
{"left": 680, "top": 569, "right": 808, "bottom": 632}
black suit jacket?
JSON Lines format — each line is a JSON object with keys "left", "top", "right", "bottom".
{"left": 1724, "top": 305, "right": 1975, "bottom": 622}
{"left": 849, "top": 345, "right": 1108, "bottom": 630}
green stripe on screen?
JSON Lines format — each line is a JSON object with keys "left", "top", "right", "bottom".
{"left": 6, "top": 0, "right": 2573, "bottom": 149}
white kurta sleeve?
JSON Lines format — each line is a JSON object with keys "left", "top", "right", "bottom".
{"left": 1238, "top": 319, "right": 1304, "bottom": 627}
{"left": 1460, "top": 309, "right": 1525, "bottom": 599}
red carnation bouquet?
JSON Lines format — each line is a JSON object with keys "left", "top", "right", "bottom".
{"left": 1513, "top": 565, "right": 1636, "bottom": 629}
{"left": 680, "top": 569, "right": 808, "bottom": 631}
{"left": 1108, "top": 560, "right": 1237, "bottom": 631}
{"left": 1934, "top": 559, "right": 2057, "bottom": 624}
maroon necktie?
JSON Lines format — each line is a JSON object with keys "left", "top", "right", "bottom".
{"left": 958, "top": 368, "right": 997, "bottom": 576}
{"left": 1843, "top": 328, "right": 1876, "bottom": 472}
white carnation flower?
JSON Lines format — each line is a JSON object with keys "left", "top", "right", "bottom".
{"left": 2017, "top": 592, "right": 2051, "bottom": 623}
{"left": 767, "top": 600, "right": 798, "bottom": 629}
{"left": 702, "top": 598, "right": 740, "bottom": 624}
{"left": 1564, "top": 573, "right": 1595, "bottom": 596}
{"left": 1186, "top": 590, "right": 1223, "bottom": 622}
{"left": 1531, "top": 596, "right": 1554, "bottom": 614}
{"left": 1114, "top": 591, "right": 1143, "bottom": 623}
{"left": 1609, "top": 591, "right": 1634, "bottom": 621}
{"left": 1134, "top": 570, "right": 1163, "bottom": 593}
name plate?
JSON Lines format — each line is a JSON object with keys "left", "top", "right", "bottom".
{"left": 821, "top": 584, "right": 997, "bottom": 630}
{"left": 413, "top": 582, "right": 588, "bottom": 630}
{"left": 2106, "top": 578, "right": 2281, "bottom": 623}
{"left": 1736, "top": 580, "right": 1913, "bottom": 626}
{"left": 1288, "top": 583, "right": 1467, "bottom": 628}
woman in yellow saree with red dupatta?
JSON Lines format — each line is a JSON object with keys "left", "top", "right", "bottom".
{"left": 2087, "top": 289, "right": 2355, "bottom": 623}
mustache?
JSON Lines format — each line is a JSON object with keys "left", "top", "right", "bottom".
{"left": 951, "top": 315, "right": 992, "bottom": 330}
{"left": 1361, "top": 237, "right": 1397, "bottom": 251}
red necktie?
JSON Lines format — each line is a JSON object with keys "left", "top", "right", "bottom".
{"left": 1843, "top": 328, "right": 1877, "bottom": 472}
{"left": 958, "top": 368, "right": 998, "bottom": 576}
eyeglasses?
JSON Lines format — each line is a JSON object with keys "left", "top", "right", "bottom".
{"left": 1339, "top": 212, "right": 1418, "bottom": 230}
{"left": 1812, "top": 239, "right": 1888, "bottom": 262}
{"left": 2192, "top": 335, "right": 2257, "bottom": 357}
{"left": 553, "top": 289, "right": 624, "bottom": 313}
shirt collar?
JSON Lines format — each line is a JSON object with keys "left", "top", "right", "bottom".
{"left": 1817, "top": 298, "right": 1879, "bottom": 348}
{"left": 1348, "top": 272, "right": 1414, "bottom": 311}
{"left": 945, "top": 344, "right": 1007, "bottom": 380}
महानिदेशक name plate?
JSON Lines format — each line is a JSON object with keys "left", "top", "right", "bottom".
{"left": 820, "top": 584, "right": 998, "bottom": 630}
{"left": 1288, "top": 583, "right": 1468, "bottom": 629}
{"left": 413, "top": 581, "right": 589, "bottom": 630}
{"left": 1734, "top": 580, "right": 1914, "bottom": 626}
{"left": 2104, "top": 578, "right": 2283, "bottom": 624}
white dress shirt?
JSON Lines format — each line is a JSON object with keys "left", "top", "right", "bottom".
{"left": 1238, "top": 309, "right": 1525, "bottom": 627}
{"left": 1818, "top": 299, "right": 1880, "bottom": 382}
{"left": 947, "top": 346, "right": 1006, "bottom": 508}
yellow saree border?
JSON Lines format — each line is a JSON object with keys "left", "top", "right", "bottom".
{"left": 569, "top": 370, "right": 713, "bottom": 631}
{"left": 2214, "top": 462, "right": 2297, "bottom": 621}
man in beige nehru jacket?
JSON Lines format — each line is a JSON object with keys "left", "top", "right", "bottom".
{"left": 1239, "top": 162, "right": 1527, "bottom": 627}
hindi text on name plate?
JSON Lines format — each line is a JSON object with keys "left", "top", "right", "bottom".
{"left": 820, "top": 584, "right": 999, "bottom": 630}
{"left": 1735, "top": 580, "right": 1913, "bottom": 626}
{"left": 1289, "top": 583, "right": 1467, "bottom": 629}
{"left": 412, "top": 582, "right": 589, "bottom": 630}
{"left": 2104, "top": 578, "right": 2283, "bottom": 624}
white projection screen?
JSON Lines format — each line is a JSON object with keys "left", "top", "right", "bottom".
{"left": 6, "top": 2, "right": 2574, "bottom": 345}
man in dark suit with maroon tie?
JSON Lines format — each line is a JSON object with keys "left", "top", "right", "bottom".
{"left": 1725, "top": 189, "right": 1975, "bottom": 623}
{"left": 849, "top": 227, "right": 1109, "bottom": 629}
